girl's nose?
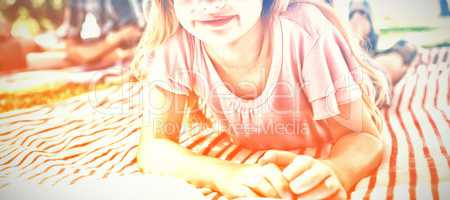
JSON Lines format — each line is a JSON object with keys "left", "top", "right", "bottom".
{"left": 197, "top": 0, "right": 226, "bottom": 13}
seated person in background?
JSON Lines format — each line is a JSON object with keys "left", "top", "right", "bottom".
{"left": 0, "top": 13, "right": 40, "bottom": 73}
{"left": 56, "top": 0, "right": 145, "bottom": 70}
{"left": 312, "top": 0, "right": 419, "bottom": 107}
{"left": 310, "top": 0, "right": 419, "bottom": 85}
{"left": 346, "top": 0, "right": 418, "bottom": 85}
{"left": 1, "top": 0, "right": 144, "bottom": 73}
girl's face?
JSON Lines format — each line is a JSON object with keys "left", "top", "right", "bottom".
{"left": 173, "top": 0, "right": 263, "bottom": 45}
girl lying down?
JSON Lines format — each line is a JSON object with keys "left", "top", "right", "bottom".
{"left": 135, "top": 0, "right": 387, "bottom": 199}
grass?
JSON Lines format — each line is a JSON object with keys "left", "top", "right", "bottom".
{"left": 379, "top": 26, "right": 437, "bottom": 35}
{"left": 378, "top": 25, "right": 450, "bottom": 48}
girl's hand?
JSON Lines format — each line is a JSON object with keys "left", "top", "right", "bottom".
{"left": 258, "top": 150, "right": 347, "bottom": 199}
{"left": 283, "top": 157, "right": 346, "bottom": 199}
{"left": 214, "top": 163, "right": 291, "bottom": 199}
{"left": 234, "top": 198, "right": 285, "bottom": 200}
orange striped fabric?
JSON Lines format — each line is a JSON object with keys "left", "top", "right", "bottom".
{"left": 0, "top": 48, "right": 449, "bottom": 199}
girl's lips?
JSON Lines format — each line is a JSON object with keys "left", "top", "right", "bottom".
{"left": 197, "top": 15, "right": 236, "bottom": 28}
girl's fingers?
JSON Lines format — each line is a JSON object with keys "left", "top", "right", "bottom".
{"left": 296, "top": 176, "right": 340, "bottom": 200}
{"left": 244, "top": 175, "right": 279, "bottom": 198}
{"left": 282, "top": 155, "right": 314, "bottom": 181}
{"left": 289, "top": 162, "right": 330, "bottom": 194}
{"left": 234, "top": 198, "right": 283, "bottom": 200}
{"left": 322, "top": 176, "right": 347, "bottom": 200}
{"left": 326, "top": 189, "right": 348, "bottom": 200}
{"left": 262, "top": 163, "right": 291, "bottom": 199}
{"left": 227, "top": 185, "right": 260, "bottom": 199}
{"left": 258, "top": 150, "right": 297, "bottom": 167}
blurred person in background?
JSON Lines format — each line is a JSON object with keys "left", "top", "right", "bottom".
{"left": 320, "top": 0, "right": 419, "bottom": 107}
{"left": 440, "top": 0, "right": 450, "bottom": 16}
{"left": 286, "top": 0, "right": 420, "bottom": 75}
{"left": 0, "top": 0, "right": 145, "bottom": 73}
{"left": 285, "top": 0, "right": 419, "bottom": 107}
{"left": 346, "top": 0, "right": 419, "bottom": 86}
{"left": 0, "top": 12, "right": 40, "bottom": 72}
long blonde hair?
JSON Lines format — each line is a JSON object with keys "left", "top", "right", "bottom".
{"left": 131, "top": 0, "right": 388, "bottom": 133}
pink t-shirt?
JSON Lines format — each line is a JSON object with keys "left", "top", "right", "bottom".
{"left": 142, "top": 4, "right": 375, "bottom": 150}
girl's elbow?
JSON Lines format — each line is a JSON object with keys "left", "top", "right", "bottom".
{"left": 361, "top": 132, "right": 385, "bottom": 163}
{"left": 137, "top": 136, "right": 164, "bottom": 174}
{"left": 137, "top": 135, "right": 183, "bottom": 174}
{"left": 375, "top": 136, "right": 385, "bottom": 162}
{"left": 137, "top": 137, "right": 153, "bottom": 173}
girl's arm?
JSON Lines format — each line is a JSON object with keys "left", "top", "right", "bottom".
{"left": 321, "top": 98, "right": 384, "bottom": 191}
{"left": 137, "top": 86, "right": 227, "bottom": 189}
{"left": 137, "top": 86, "right": 289, "bottom": 198}
{"left": 258, "top": 99, "right": 384, "bottom": 198}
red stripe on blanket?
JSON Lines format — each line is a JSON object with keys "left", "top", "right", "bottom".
{"left": 202, "top": 132, "right": 229, "bottom": 156}
{"left": 0, "top": 106, "right": 49, "bottom": 120}
{"left": 21, "top": 121, "right": 77, "bottom": 146}
{"left": 425, "top": 68, "right": 450, "bottom": 168}
{"left": 385, "top": 110, "right": 398, "bottom": 200}
{"left": 409, "top": 67, "right": 440, "bottom": 200}
{"left": 397, "top": 76, "right": 418, "bottom": 200}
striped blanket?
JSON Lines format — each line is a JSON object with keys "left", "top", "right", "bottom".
{"left": 0, "top": 47, "right": 449, "bottom": 199}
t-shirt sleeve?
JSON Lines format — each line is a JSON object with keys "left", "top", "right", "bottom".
{"left": 141, "top": 30, "right": 194, "bottom": 96}
{"left": 301, "top": 26, "right": 368, "bottom": 120}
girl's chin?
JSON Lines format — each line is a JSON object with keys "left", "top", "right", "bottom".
{"left": 196, "top": 33, "right": 241, "bottom": 46}
{"left": 200, "top": 38, "right": 235, "bottom": 46}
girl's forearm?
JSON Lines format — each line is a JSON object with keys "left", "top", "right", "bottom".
{"left": 137, "top": 137, "right": 237, "bottom": 191}
{"left": 322, "top": 132, "right": 384, "bottom": 191}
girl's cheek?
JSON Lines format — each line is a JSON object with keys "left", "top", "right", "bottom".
{"left": 173, "top": 0, "right": 193, "bottom": 4}
{"left": 174, "top": 0, "right": 198, "bottom": 16}
{"left": 173, "top": 2, "right": 193, "bottom": 22}
{"left": 227, "top": 0, "right": 263, "bottom": 16}
{"left": 228, "top": 0, "right": 262, "bottom": 8}
{"left": 173, "top": 0, "right": 194, "bottom": 11}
